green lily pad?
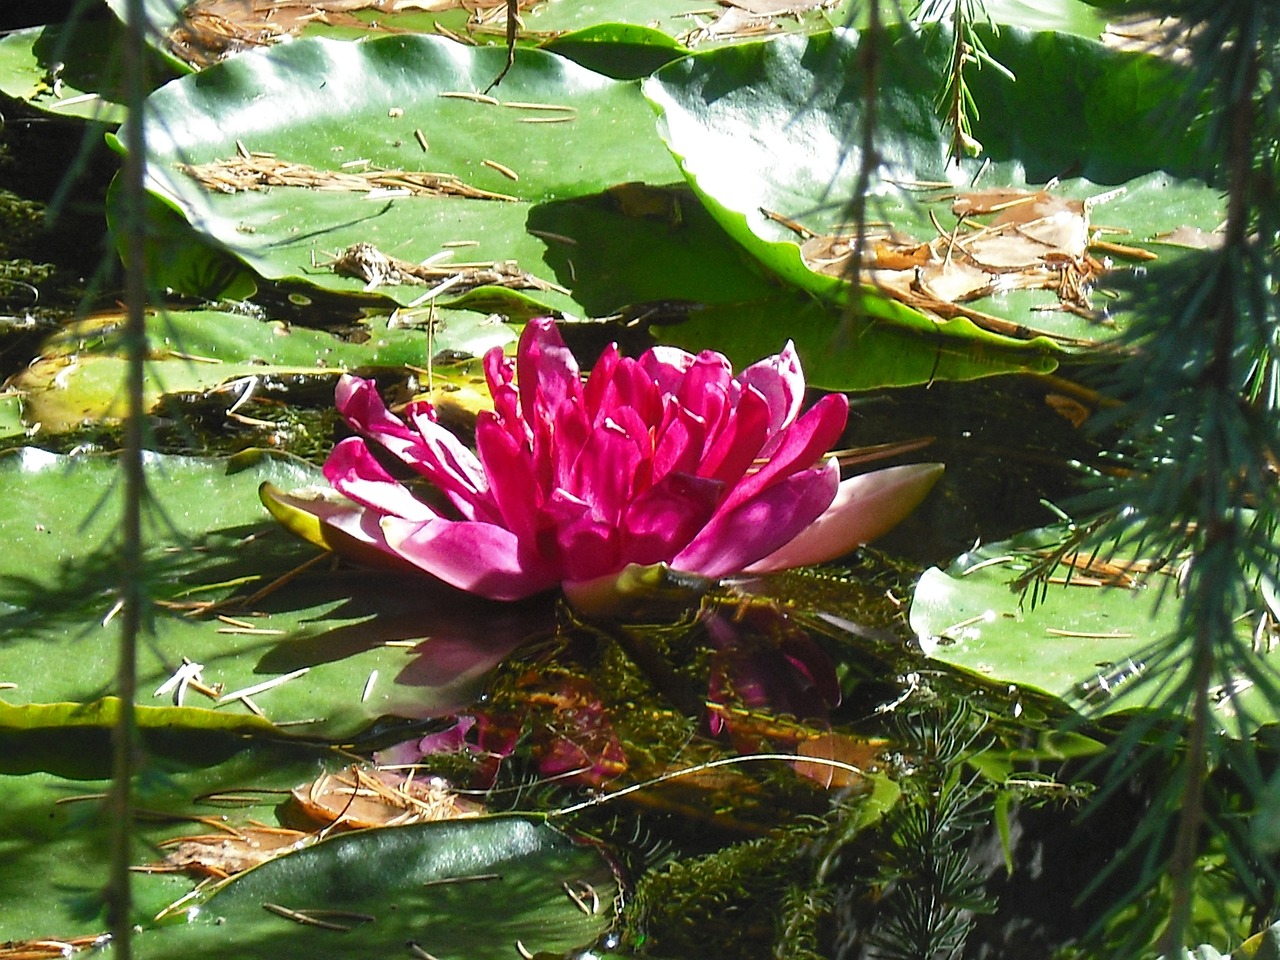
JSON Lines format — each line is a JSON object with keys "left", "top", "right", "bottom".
{"left": 0, "top": 391, "right": 24, "bottom": 439}
{"left": 0, "top": 736, "right": 408, "bottom": 943}
{"left": 974, "top": 0, "right": 1111, "bottom": 36}
{"left": 644, "top": 25, "right": 1222, "bottom": 350}
{"left": 9, "top": 307, "right": 512, "bottom": 433}
{"left": 0, "top": 448, "right": 548, "bottom": 739}
{"left": 116, "top": 35, "right": 798, "bottom": 315}
{"left": 908, "top": 527, "right": 1280, "bottom": 731}
{"left": 0, "top": 21, "right": 132, "bottom": 123}
{"left": 652, "top": 293, "right": 1057, "bottom": 390}
{"left": 542, "top": 23, "right": 690, "bottom": 80}
{"left": 133, "top": 815, "right": 617, "bottom": 960}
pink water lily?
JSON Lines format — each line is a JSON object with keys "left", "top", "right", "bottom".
{"left": 268, "top": 319, "right": 941, "bottom": 602}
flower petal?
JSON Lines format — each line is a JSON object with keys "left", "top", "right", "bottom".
{"left": 672, "top": 458, "right": 840, "bottom": 578}
{"left": 722, "top": 392, "right": 849, "bottom": 509}
{"left": 638, "top": 343, "right": 697, "bottom": 396}
{"left": 323, "top": 436, "right": 439, "bottom": 523}
{"left": 697, "top": 382, "right": 771, "bottom": 486}
{"left": 475, "top": 413, "right": 543, "bottom": 542}
{"left": 335, "top": 375, "right": 422, "bottom": 458}
{"left": 621, "top": 471, "right": 723, "bottom": 565}
{"left": 335, "top": 375, "right": 493, "bottom": 521}
{"left": 380, "top": 515, "right": 558, "bottom": 601}
{"left": 517, "top": 317, "right": 583, "bottom": 427}
{"left": 404, "top": 406, "right": 496, "bottom": 520}
{"left": 745, "top": 462, "right": 944, "bottom": 573}
{"left": 259, "top": 480, "right": 414, "bottom": 571}
{"left": 737, "top": 339, "right": 805, "bottom": 434}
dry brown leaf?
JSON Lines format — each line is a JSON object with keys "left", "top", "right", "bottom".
{"left": 165, "top": 0, "right": 520, "bottom": 67}
{"left": 288, "top": 766, "right": 484, "bottom": 829}
{"left": 950, "top": 187, "right": 1047, "bottom": 217}
{"left": 180, "top": 155, "right": 518, "bottom": 203}
{"left": 138, "top": 823, "right": 314, "bottom": 879}
{"left": 328, "top": 241, "right": 568, "bottom": 296}
{"left": 784, "top": 185, "right": 1113, "bottom": 341}
{"left": 915, "top": 257, "right": 997, "bottom": 302}
{"left": 793, "top": 732, "right": 884, "bottom": 789}
{"left": 0, "top": 934, "right": 108, "bottom": 960}
{"left": 695, "top": 8, "right": 778, "bottom": 40}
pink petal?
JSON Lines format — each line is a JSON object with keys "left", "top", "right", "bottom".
{"left": 403, "top": 407, "right": 495, "bottom": 521}
{"left": 474, "top": 414, "right": 543, "bottom": 543}
{"left": 517, "top": 317, "right": 583, "bottom": 428}
{"left": 745, "top": 462, "right": 944, "bottom": 573}
{"left": 651, "top": 403, "right": 707, "bottom": 481}
{"left": 621, "top": 471, "right": 723, "bottom": 565}
{"left": 335, "top": 375, "right": 494, "bottom": 521}
{"left": 483, "top": 346, "right": 523, "bottom": 443}
{"left": 567, "top": 415, "right": 646, "bottom": 522}
{"left": 556, "top": 517, "right": 621, "bottom": 582}
{"left": 324, "top": 437, "right": 439, "bottom": 523}
{"left": 583, "top": 342, "right": 619, "bottom": 420}
{"left": 672, "top": 459, "right": 839, "bottom": 578}
{"left": 380, "top": 515, "right": 558, "bottom": 601}
{"left": 335, "top": 375, "right": 422, "bottom": 460}
{"left": 264, "top": 481, "right": 409, "bottom": 568}
{"left": 585, "top": 349, "right": 662, "bottom": 428}
{"left": 722, "top": 392, "right": 849, "bottom": 510}
{"left": 737, "top": 340, "right": 805, "bottom": 434}
{"left": 638, "top": 343, "right": 697, "bottom": 396}
{"left": 676, "top": 352, "right": 733, "bottom": 432}
{"left": 697, "top": 383, "right": 771, "bottom": 486}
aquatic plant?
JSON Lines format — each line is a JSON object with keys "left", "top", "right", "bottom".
{"left": 265, "top": 318, "right": 942, "bottom": 604}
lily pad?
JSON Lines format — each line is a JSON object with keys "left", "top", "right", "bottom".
{"left": 908, "top": 527, "right": 1280, "bottom": 731}
{"left": 0, "top": 448, "right": 549, "bottom": 739}
{"left": 652, "top": 293, "right": 1058, "bottom": 390}
{"left": 0, "top": 20, "right": 133, "bottom": 123}
{"left": 0, "top": 737, "right": 419, "bottom": 943}
{"left": 0, "top": 18, "right": 149, "bottom": 124}
{"left": 116, "top": 35, "right": 788, "bottom": 316}
{"left": 644, "top": 24, "right": 1222, "bottom": 350}
{"left": 10, "top": 307, "right": 513, "bottom": 433}
{"left": 133, "top": 815, "right": 617, "bottom": 960}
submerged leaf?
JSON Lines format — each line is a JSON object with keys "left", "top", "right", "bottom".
{"left": 137, "top": 816, "right": 617, "bottom": 960}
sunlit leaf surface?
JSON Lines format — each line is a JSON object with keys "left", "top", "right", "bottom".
{"left": 645, "top": 25, "right": 1222, "bottom": 349}
{"left": 10, "top": 307, "right": 511, "bottom": 433}
{"left": 133, "top": 815, "right": 616, "bottom": 960}
{"left": 0, "top": 449, "right": 548, "bottom": 739}
{"left": 909, "top": 527, "right": 1280, "bottom": 730}
{"left": 119, "top": 36, "right": 788, "bottom": 316}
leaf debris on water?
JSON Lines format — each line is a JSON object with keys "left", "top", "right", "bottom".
{"left": 330, "top": 242, "right": 569, "bottom": 296}
{"left": 180, "top": 155, "right": 517, "bottom": 202}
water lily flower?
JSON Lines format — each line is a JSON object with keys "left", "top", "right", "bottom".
{"left": 262, "top": 319, "right": 942, "bottom": 603}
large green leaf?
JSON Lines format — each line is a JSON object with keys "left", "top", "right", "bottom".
{"left": 0, "top": 736, "right": 415, "bottom": 943}
{"left": 644, "top": 25, "right": 1222, "bottom": 350}
{"left": 908, "top": 527, "right": 1280, "bottom": 731}
{"left": 653, "top": 293, "right": 1057, "bottom": 390}
{"left": 9, "top": 306, "right": 512, "bottom": 433}
{"left": 0, "top": 21, "right": 131, "bottom": 123}
{"left": 132, "top": 815, "right": 617, "bottom": 960}
{"left": 0, "top": 448, "right": 547, "bottom": 739}
{"left": 116, "top": 36, "right": 790, "bottom": 315}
